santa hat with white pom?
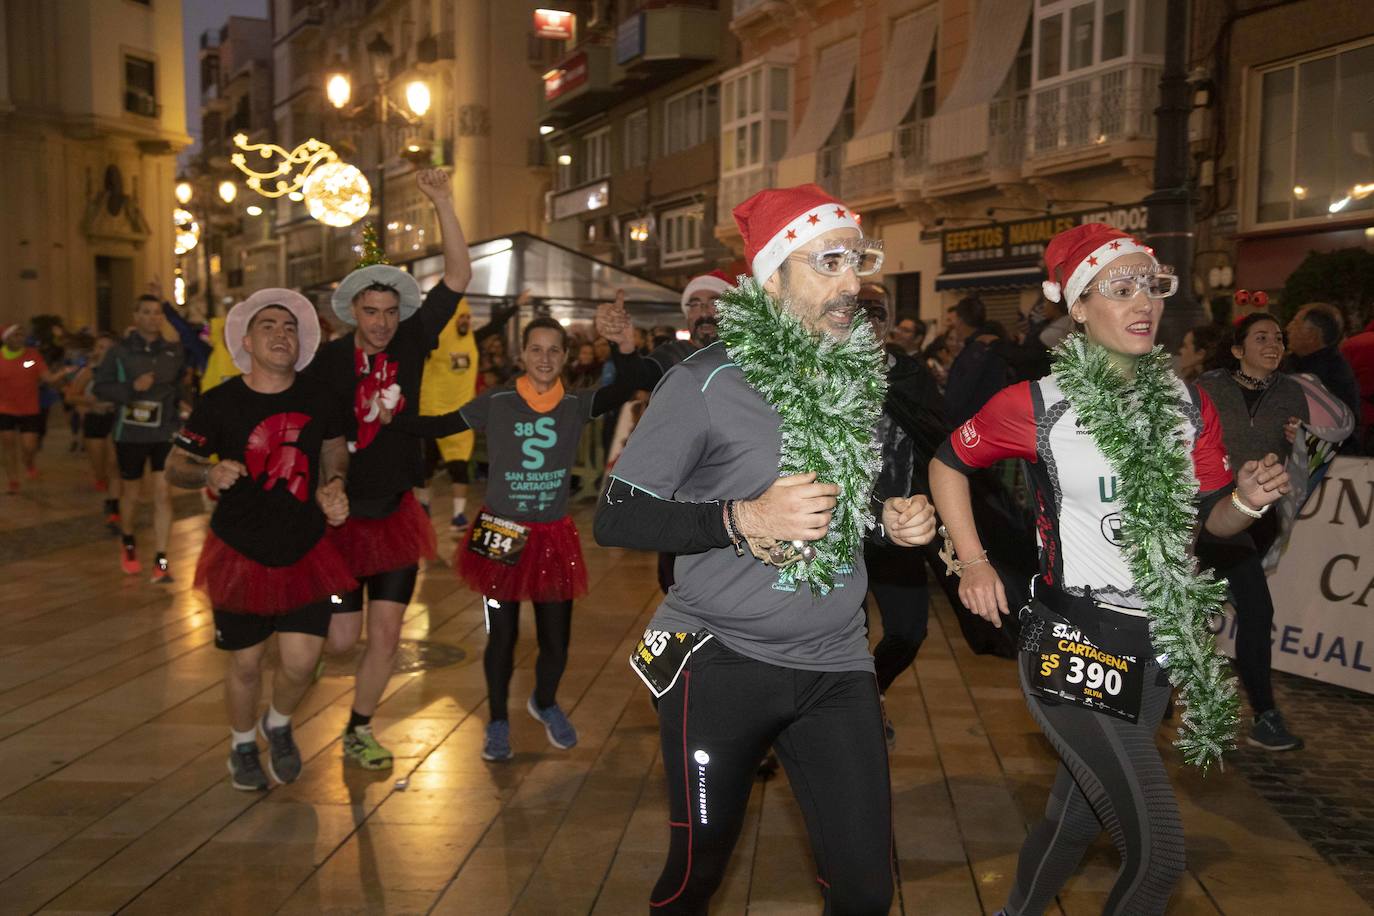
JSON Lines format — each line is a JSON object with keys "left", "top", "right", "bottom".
{"left": 1041, "top": 222, "right": 1156, "bottom": 308}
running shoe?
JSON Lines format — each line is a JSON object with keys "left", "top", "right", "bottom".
{"left": 1247, "top": 709, "right": 1305, "bottom": 751}
{"left": 150, "top": 554, "right": 173, "bottom": 584}
{"left": 526, "top": 696, "right": 577, "bottom": 750}
{"left": 259, "top": 714, "right": 303, "bottom": 784}
{"left": 341, "top": 725, "right": 394, "bottom": 770}
{"left": 120, "top": 541, "right": 141, "bottom": 575}
{"left": 227, "top": 741, "right": 269, "bottom": 791}
{"left": 105, "top": 512, "right": 121, "bottom": 536}
{"left": 449, "top": 513, "right": 469, "bottom": 533}
{"left": 482, "top": 720, "right": 513, "bottom": 762}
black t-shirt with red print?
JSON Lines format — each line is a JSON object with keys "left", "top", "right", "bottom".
{"left": 175, "top": 376, "right": 345, "bottom": 567}
{"left": 304, "top": 280, "right": 460, "bottom": 516}
{"left": 936, "top": 375, "right": 1233, "bottom": 608}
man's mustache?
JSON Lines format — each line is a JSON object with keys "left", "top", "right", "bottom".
{"left": 693, "top": 317, "right": 717, "bottom": 333}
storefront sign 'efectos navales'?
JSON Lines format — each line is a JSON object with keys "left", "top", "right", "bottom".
{"left": 941, "top": 205, "right": 1150, "bottom": 272}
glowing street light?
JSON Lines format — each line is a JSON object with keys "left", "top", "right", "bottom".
{"left": 405, "top": 80, "right": 431, "bottom": 117}
{"left": 326, "top": 72, "right": 352, "bottom": 110}
{"left": 175, "top": 181, "right": 193, "bottom": 205}
{"left": 218, "top": 180, "right": 238, "bottom": 204}
{"left": 245, "top": 204, "right": 263, "bottom": 216}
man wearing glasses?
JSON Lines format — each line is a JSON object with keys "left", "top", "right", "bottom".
{"left": 596, "top": 184, "right": 935, "bottom": 913}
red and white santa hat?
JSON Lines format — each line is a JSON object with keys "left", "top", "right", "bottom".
{"left": 733, "top": 183, "right": 861, "bottom": 283}
{"left": 1042, "top": 222, "right": 1157, "bottom": 307}
{"left": 1, "top": 324, "right": 23, "bottom": 342}
{"left": 680, "top": 270, "right": 734, "bottom": 316}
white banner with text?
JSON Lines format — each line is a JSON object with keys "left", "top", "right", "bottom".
{"left": 1213, "top": 457, "right": 1374, "bottom": 694}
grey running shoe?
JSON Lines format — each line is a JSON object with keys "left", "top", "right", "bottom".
{"left": 227, "top": 741, "right": 269, "bottom": 791}
{"left": 259, "top": 714, "right": 303, "bottom": 783}
{"left": 1247, "top": 709, "right": 1304, "bottom": 751}
{"left": 527, "top": 696, "right": 578, "bottom": 749}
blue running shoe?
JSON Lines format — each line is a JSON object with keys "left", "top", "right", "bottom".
{"left": 527, "top": 696, "right": 577, "bottom": 750}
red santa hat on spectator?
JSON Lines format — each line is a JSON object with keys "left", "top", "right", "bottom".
{"left": 680, "top": 270, "right": 734, "bottom": 316}
{"left": 1042, "top": 222, "right": 1156, "bottom": 308}
{"left": 733, "top": 183, "right": 861, "bottom": 284}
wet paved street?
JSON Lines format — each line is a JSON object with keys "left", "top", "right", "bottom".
{"left": 0, "top": 441, "right": 1369, "bottom": 914}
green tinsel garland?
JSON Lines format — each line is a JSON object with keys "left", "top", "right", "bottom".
{"left": 716, "top": 278, "right": 888, "bottom": 596}
{"left": 1051, "top": 335, "right": 1239, "bottom": 771}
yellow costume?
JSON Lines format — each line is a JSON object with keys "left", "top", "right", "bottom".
{"left": 201, "top": 316, "right": 243, "bottom": 393}
{"left": 420, "top": 297, "right": 479, "bottom": 461}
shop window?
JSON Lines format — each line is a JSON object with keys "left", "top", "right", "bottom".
{"left": 1253, "top": 40, "right": 1374, "bottom": 226}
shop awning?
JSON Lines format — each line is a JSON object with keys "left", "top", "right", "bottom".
{"left": 783, "top": 38, "right": 860, "bottom": 158}
{"left": 936, "top": 0, "right": 1032, "bottom": 113}
{"left": 925, "top": 0, "right": 1032, "bottom": 164}
{"left": 850, "top": 9, "right": 938, "bottom": 158}
{"left": 404, "top": 232, "right": 686, "bottom": 325}
{"left": 935, "top": 268, "right": 1043, "bottom": 291}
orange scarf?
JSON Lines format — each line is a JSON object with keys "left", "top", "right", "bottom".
{"left": 516, "top": 375, "right": 564, "bottom": 413}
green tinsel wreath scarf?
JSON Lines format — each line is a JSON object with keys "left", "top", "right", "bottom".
{"left": 1051, "top": 335, "right": 1239, "bottom": 771}
{"left": 716, "top": 277, "right": 888, "bottom": 596}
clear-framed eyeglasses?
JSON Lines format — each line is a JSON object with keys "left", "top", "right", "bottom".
{"left": 790, "top": 239, "right": 885, "bottom": 277}
{"left": 1094, "top": 271, "right": 1179, "bottom": 301}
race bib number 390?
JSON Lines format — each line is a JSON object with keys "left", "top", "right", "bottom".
{"left": 1029, "top": 620, "right": 1144, "bottom": 722}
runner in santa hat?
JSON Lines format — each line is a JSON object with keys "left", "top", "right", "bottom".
{"left": 930, "top": 222, "right": 1291, "bottom": 914}
{"left": 595, "top": 183, "right": 936, "bottom": 913}
{"left": 303, "top": 168, "right": 472, "bottom": 770}
{"left": 166, "top": 289, "right": 354, "bottom": 791}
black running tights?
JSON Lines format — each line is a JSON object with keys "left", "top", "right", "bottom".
{"left": 1006, "top": 650, "right": 1185, "bottom": 916}
{"left": 651, "top": 639, "right": 893, "bottom": 915}
{"left": 482, "top": 597, "right": 573, "bottom": 721}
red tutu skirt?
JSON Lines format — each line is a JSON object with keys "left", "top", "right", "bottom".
{"left": 195, "top": 532, "right": 358, "bottom": 615}
{"left": 327, "top": 491, "right": 437, "bottom": 578}
{"left": 456, "top": 512, "right": 587, "bottom": 603}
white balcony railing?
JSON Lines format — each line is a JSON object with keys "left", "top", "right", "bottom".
{"left": 895, "top": 120, "right": 929, "bottom": 181}
{"left": 732, "top": 0, "right": 767, "bottom": 18}
{"left": 1029, "top": 63, "right": 1160, "bottom": 157}
{"left": 816, "top": 145, "right": 843, "bottom": 197}
{"left": 718, "top": 167, "right": 773, "bottom": 227}
{"left": 841, "top": 156, "right": 893, "bottom": 202}
{"left": 926, "top": 97, "right": 1026, "bottom": 184}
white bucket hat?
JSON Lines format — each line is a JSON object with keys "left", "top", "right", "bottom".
{"left": 225, "top": 288, "right": 321, "bottom": 373}
{"left": 330, "top": 264, "right": 422, "bottom": 326}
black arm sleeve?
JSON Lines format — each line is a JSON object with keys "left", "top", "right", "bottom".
{"left": 418, "top": 280, "right": 462, "bottom": 347}
{"left": 383, "top": 407, "right": 471, "bottom": 438}
{"left": 593, "top": 477, "right": 732, "bottom": 553}
{"left": 474, "top": 300, "right": 519, "bottom": 346}
{"left": 589, "top": 349, "right": 660, "bottom": 417}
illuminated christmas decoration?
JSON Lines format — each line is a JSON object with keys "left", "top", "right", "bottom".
{"left": 302, "top": 161, "right": 372, "bottom": 227}
{"left": 230, "top": 133, "right": 339, "bottom": 199}
{"left": 173, "top": 208, "right": 200, "bottom": 254}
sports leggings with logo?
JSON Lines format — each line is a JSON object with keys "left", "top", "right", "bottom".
{"left": 482, "top": 597, "right": 572, "bottom": 721}
{"left": 1006, "top": 648, "right": 1185, "bottom": 915}
{"left": 651, "top": 638, "right": 893, "bottom": 915}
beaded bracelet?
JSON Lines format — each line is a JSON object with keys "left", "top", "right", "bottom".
{"left": 1230, "top": 489, "right": 1269, "bottom": 519}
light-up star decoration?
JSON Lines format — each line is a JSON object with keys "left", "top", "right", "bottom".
{"left": 230, "top": 133, "right": 340, "bottom": 198}
{"left": 229, "top": 133, "right": 373, "bottom": 227}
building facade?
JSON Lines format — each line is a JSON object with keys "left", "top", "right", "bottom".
{"left": 0, "top": 0, "right": 191, "bottom": 330}
{"left": 725, "top": 0, "right": 1166, "bottom": 329}
{"left": 537, "top": 0, "right": 740, "bottom": 292}
{"left": 177, "top": 15, "right": 276, "bottom": 320}
{"left": 270, "top": 0, "right": 549, "bottom": 302}
{"left": 1191, "top": 0, "right": 1374, "bottom": 312}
